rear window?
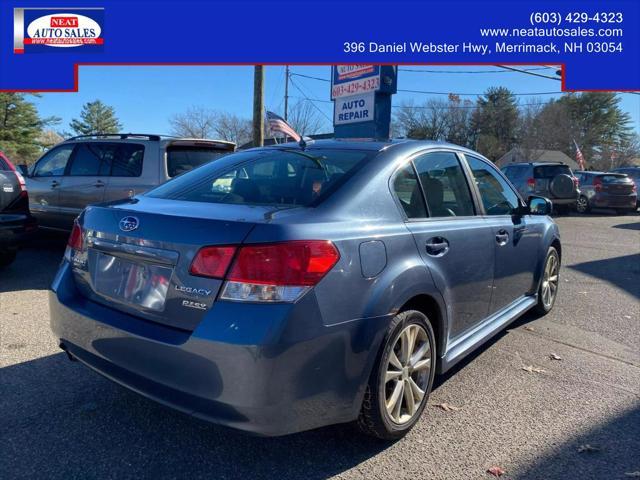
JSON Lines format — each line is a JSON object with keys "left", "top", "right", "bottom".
{"left": 166, "top": 146, "right": 232, "bottom": 177}
{"left": 597, "top": 174, "right": 628, "bottom": 183}
{"left": 148, "top": 148, "right": 373, "bottom": 207}
{"left": 534, "top": 165, "right": 571, "bottom": 178}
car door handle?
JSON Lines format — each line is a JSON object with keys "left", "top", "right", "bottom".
{"left": 496, "top": 230, "right": 509, "bottom": 245}
{"left": 50, "top": 180, "right": 60, "bottom": 188}
{"left": 425, "top": 237, "right": 449, "bottom": 256}
{"left": 94, "top": 180, "right": 105, "bottom": 188}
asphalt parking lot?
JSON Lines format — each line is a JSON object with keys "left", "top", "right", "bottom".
{"left": 1, "top": 212, "right": 639, "bottom": 480}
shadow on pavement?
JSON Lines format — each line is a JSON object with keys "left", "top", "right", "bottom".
{"left": 0, "top": 353, "right": 390, "bottom": 479}
{"left": 568, "top": 253, "right": 640, "bottom": 299}
{"left": 517, "top": 405, "right": 640, "bottom": 479}
{"left": 0, "top": 230, "right": 66, "bottom": 293}
{"left": 612, "top": 222, "right": 640, "bottom": 231}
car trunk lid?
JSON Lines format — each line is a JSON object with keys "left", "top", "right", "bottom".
{"left": 69, "top": 196, "right": 266, "bottom": 331}
{"left": 598, "top": 174, "right": 635, "bottom": 195}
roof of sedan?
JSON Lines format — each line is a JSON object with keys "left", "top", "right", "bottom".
{"left": 257, "top": 138, "right": 464, "bottom": 152}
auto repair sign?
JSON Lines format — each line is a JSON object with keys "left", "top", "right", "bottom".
{"left": 334, "top": 92, "right": 375, "bottom": 125}
{"left": 14, "top": 8, "right": 104, "bottom": 54}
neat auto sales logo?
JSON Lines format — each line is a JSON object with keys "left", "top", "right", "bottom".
{"left": 14, "top": 8, "right": 104, "bottom": 54}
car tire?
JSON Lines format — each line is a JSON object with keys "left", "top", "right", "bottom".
{"left": 576, "top": 196, "right": 590, "bottom": 214}
{"left": 357, "top": 310, "right": 436, "bottom": 440}
{"left": 534, "top": 246, "right": 560, "bottom": 316}
{"left": 0, "top": 249, "right": 17, "bottom": 268}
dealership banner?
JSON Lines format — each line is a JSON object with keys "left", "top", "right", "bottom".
{"left": 0, "top": 0, "right": 638, "bottom": 91}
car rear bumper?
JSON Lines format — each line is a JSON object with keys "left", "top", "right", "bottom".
{"left": 591, "top": 193, "right": 637, "bottom": 209}
{"left": 50, "top": 261, "right": 390, "bottom": 436}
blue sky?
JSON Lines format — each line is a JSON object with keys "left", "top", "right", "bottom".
{"left": 33, "top": 65, "right": 640, "bottom": 136}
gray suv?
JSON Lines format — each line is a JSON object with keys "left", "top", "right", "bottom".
{"left": 501, "top": 162, "right": 579, "bottom": 213}
{"left": 22, "top": 134, "right": 235, "bottom": 231}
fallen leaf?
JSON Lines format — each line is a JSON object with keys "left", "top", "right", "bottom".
{"left": 625, "top": 472, "right": 640, "bottom": 477}
{"left": 487, "top": 466, "right": 506, "bottom": 477}
{"left": 524, "top": 326, "right": 535, "bottom": 332}
{"left": 522, "top": 365, "right": 546, "bottom": 373}
{"left": 433, "top": 402, "right": 461, "bottom": 412}
{"left": 578, "top": 444, "right": 599, "bottom": 453}
{"left": 549, "top": 353, "right": 563, "bottom": 361}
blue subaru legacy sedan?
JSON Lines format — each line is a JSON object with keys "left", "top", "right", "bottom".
{"left": 50, "top": 139, "right": 561, "bottom": 439}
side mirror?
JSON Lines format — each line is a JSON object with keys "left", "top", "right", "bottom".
{"left": 17, "top": 164, "right": 29, "bottom": 177}
{"left": 528, "top": 196, "right": 552, "bottom": 215}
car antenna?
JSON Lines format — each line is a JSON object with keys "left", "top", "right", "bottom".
{"left": 299, "top": 136, "right": 313, "bottom": 151}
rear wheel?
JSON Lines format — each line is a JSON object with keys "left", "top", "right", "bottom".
{"left": 576, "top": 196, "right": 590, "bottom": 214}
{"left": 357, "top": 310, "right": 436, "bottom": 440}
{"left": 0, "top": 249, "right": 17, "bottom": 268}
{"left": 534, "top": 247, "right": 560, "bottom": 315}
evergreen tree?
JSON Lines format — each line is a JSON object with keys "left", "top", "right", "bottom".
{"left": 70, "top": 100, "right": 122, "bottom": 135}
{"left": 472, "top": 87, "right": 519, "bottom": 161}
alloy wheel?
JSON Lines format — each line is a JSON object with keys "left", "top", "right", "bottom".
{"left": 541, "top": 253, "right": 559, "bottom": 309}
{"left": 576, "top": 196, "right": 588, "bottom": 213}
{"left": 384, "top": 324, "right": 432, "bottom": 424}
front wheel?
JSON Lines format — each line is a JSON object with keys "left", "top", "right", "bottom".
{"left": 357, "top": 310, "right": 436, "bottom": 440}
{"left": 534, "top": 246, "right": 560, "bottom": 315}
{"left": 576, "top": 196, "right": 590, "bottom": 214}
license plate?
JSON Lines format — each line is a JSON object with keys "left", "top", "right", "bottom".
{"left": 92, "top": 252, "right": 171, "bottom": 312}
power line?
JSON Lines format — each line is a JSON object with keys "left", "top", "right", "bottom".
{"left": 399, "top": 66, "right": 555, "bottom": 74}
{"left": 288, "top": 77, "right": 333, "bottom": 123}
{"left": 289, "top": 95, "right": 553, "bottom": 110}
{"left": 495, "top": 65, "right": 561, "bottom": 81}
{"left": 289, "top": 72, "right": 563, "bottom": 96}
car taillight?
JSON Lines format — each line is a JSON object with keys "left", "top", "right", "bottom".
{"left": 67, "top": 222, "right": 83, "bottom": 251}
{"left": 218, "top": 240, "right": 340, "bottom": 303}
{"left": 527, "top": 178, "right": 535, "bottom": 191}
{"left": 594, "top": 178, "right": 603, "bottom": 192}
{"left": 572, "top": 176, "right": 579, "bottom": 188}
{"left": 632, "top": 182, "right": 637, "bottom": 193}
{"left": 189, "top": 246, "right": 237, "bottom": 279}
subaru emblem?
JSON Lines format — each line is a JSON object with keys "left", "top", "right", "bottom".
{"left": 119, "top": 216, "right": 139, "bottom": 232}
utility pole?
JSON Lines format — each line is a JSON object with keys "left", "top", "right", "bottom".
{"left": 284, "top": 66, "right": 289, "bottom": 121}
{"left": 253, "top": 65, "right": 264, "bottom": 147}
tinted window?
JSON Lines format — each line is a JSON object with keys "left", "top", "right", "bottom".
{"left": 413, "top": 152, "right": 475, "bottom": 217}
{"left": 166, "top": 147, "right": 231, "bottom": 177}
{"left": 393, "top": 162, "right": 427, "bottom": 219}
{"left": 111, "top": 144, "right": 144, "bottom": 177}
{"left": 69, "top": 144, "right": 112, "bottom": 176}
{"left": 597, "top": 174, "right": 629, "bottom": 183}
{"left": 148, "top": 149, "right": 372, "bottom": 207}
{"left": 466, "top": 155, "right": 520, "bottom": 215}
{"left": 33, "top": 145, "right": 74, "bottom": 177}
{"left": 534, "top": 164, "right": 571, "bottom": 178}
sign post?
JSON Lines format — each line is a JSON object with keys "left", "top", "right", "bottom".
{"left": 331, "top": 65, "right": 397, "bottom": 140}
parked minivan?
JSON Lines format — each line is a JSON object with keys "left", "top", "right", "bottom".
{"left": 22, "top": 134, "right": 235, "bottom": 230}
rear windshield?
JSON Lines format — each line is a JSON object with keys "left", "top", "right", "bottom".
{"left": 597, "top": 174, "right": 628, "bottom": 183}
{"left": 149, "top": 148, "right": 373, "bottom": 207}
{"left": 166, "top": 146, "right": 232, "bottom": 177}
{"left": 534, "top": 165, "right": 571, "bottom": 178}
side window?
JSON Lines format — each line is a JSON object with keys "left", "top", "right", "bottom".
{"left": 111, "top": 144, "right": 144, "bottom": 177}
{"left": 392, "top": 162, "right": 427, "bottom": 219}
{"left": 413, "top": 151, "right": 475, "bottom": 217}
{"left": 466, "top": 155, "right": 520, "bottom": 215}
{"left": 32, "top": 145, "right": 75, "bottom": 177}
{"left": 69, "top": 143, "right": 113, "bottom": 176}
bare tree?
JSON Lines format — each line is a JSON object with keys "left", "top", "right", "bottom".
{"left": 37, "top": 130, "right": 64, "bottom": 149}
{"left": 169, "top": 107, "right": 218, "bottom": 138}
{"left": 285, "top": 100, "right": 324, "bottom": 137}
{"left": 213, "top": 113, "right": 252, "bottom": 145}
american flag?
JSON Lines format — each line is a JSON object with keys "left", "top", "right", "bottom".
{"left": 266, "top": 111, "right": 300, "bottom": 142}
{"left": 573, "top": 139, "right": 586, "bottom": 170}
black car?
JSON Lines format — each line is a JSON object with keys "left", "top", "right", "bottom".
{"left": 574, "top": 171, "right": 638, "bottom": 214}
{"left": 611, "top": 167, "right": 640, "bottom": 208}
{"left": 0, "top": 151, "right": 36, "bottom": 267}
